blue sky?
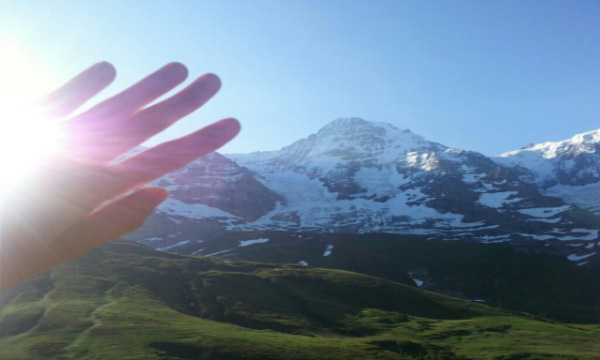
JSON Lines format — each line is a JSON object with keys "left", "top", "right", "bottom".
{"left": 0, "top": 0, "right": 599, "bottom": 155}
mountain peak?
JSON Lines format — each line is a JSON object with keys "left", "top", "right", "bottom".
{"left": 230, "top": 117, "right": 448, "bottom": 167}
{"left": 500, "top": 128, "right": 600, "bottom": 159}
{"left": 317, "top": 117, "right": 408, "bottom": 137}
{"left": 495, "top": 127, "right": 600, "bottom": 191}
{"left": 312, "top": 118, "right": 425, "bottom": 150}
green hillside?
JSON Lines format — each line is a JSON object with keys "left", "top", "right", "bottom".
{"left": 0, "top": 239, "right": 599, "bottom": 359}
{"left": 203, "top": 231, "right": 600, "bottom": 323}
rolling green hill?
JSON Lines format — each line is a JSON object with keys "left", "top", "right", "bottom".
{"left": 201, "top": 231, "right": 600, "bottom": 323}
{"left": 0, "top": 239, "right": 599, "bottom": 359}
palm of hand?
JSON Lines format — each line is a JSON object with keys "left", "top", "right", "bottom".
{"left": 0, "top": 62, "right": 240, "bottom": 291}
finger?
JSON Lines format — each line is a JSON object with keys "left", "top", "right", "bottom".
{"left": 72, "top": 62, "right": 189, "bottom": 124}
{"left": 88, "top": 73, "right": 221, "bottom": 163}
{"left": 53, "top": 118, "right": 239, "bottom": 218}
{"left": 40, "top": 62, "right": 116, "bottom": 118}
{"left": 113, "top": 118, "right": 240, "bottom": 187}
{"left": 52, "top": 187, "right": 168, "bottom": 261}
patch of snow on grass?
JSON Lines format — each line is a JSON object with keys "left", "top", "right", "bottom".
{"left": 478, "top": 234, "right": 511, "bottom": 242}
{"left": 413, "top": 278, "right": 424, "bottom": 287}
{"left": 206, "top": 248, "right": 235, "bottom": 257}
{"left": 323, "top": 244, "right": 334, "bottom": 256}
{"left": 568, "top": 252, "right": 596, "bottom": 261}
{"left": 519, "top": 234, "right": 555, "bottom": 241}
{"left": 142, "top": 237, "right": 162, "bottom": 242}
{"left": 557, "top": 229, "right": 598, "bottom": 241}
{"left": 157, "top": 240, "right": 191, "bottom": 251}
{"left": 528, "top": 217, "right": 562, "bottom": 223}
{"left": 239, "top": 238, "right": 270, "bottom": 247}
{"left": 298, "top": 260, "right": 308, "bottom": 266}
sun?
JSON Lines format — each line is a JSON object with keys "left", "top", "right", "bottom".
{"left": 0, "top": 37, "right": 61, "bottom": 195}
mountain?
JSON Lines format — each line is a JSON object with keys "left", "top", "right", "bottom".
{"left": 130, "top": 118, "right": 599, "bottom": 264}
{"left": 495, "top": 129, "right": 600, "bottom": 211}
{"left": 130, "top": 152, "right": 283, "bottom": 252}
{"left": 1, "top": 239, "right": 599, "bottom": 359}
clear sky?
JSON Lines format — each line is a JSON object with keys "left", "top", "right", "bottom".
{"left": 0, "top": 0, "right": 599, "bottom": 156}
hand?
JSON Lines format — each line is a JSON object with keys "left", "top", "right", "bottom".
{"left": 0, "top": 62, "right": 240, "bottom": 292}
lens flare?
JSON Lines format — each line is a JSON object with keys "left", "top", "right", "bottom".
{"left": 0, "top": 37, "right": 60, "bottom": 196}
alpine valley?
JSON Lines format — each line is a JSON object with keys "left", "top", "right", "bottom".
{"left": 3, "top": 119, "right": 600, "bottom": 359}
{"left": 131, "top": 118, "right": 600, "bottom": 267}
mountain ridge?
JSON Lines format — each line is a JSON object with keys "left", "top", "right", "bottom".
{"left": 495, "top": 128, "right": 600, "bottom": 212}
{"left": 129, "top": 118, "right": 600, "bottom": 265}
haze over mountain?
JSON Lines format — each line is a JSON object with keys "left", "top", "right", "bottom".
{"left": 130, "top": 118, "right": 600, "bottom": 266}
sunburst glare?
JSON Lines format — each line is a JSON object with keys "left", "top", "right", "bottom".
{"left": 0, "top": 37, "right": 60, "bottom": 197}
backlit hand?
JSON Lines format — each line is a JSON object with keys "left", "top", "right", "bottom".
{"left": 0, "top": 62, "right": 240, "bottom": 291}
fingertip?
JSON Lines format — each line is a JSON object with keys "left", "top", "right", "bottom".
{"left": 196, "top": 117, "right": 241, "bottom": 148}
{"left": 221, "top": 117, "right": 241, "bottom": 136}
{"left": 164, "top": 62, "right": 189, "bottom": 81}
{"left": 95, "top": 61, "right": 117, "bottom": 82}
{"left": 201, "top": 73, "right": 222, "bottom": 92}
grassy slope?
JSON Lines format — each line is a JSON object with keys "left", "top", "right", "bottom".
{"left": 0, "top": 239, "right": 598, "bottom": 360}
{"left": 204, "top": 231, "right": 600, "bottom": 323}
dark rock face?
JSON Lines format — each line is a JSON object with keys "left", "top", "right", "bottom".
{"left": 128, "top": 152, "right": 283, "bottom": 249}
{"left": 155, "top": 152, "right": 283, "bottom": 222}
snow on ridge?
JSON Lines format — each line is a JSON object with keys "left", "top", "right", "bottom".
{"left": 494, "top": 128, "right": 600, "bottom": 192}
{"left": 239, "top": 238, "right": 270, "bottom": 247}
{"left": 498, "top": 128, "right": 600, "bottom": 159}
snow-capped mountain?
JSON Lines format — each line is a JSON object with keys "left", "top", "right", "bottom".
{"left": 495, "top": 129, "right": 600, "bottom": 211}
{"left": 128, "top": 118, "right": 599, "bottom": 264}
{"left": 230, "top": 118, "right": 568, "bottom": 235}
